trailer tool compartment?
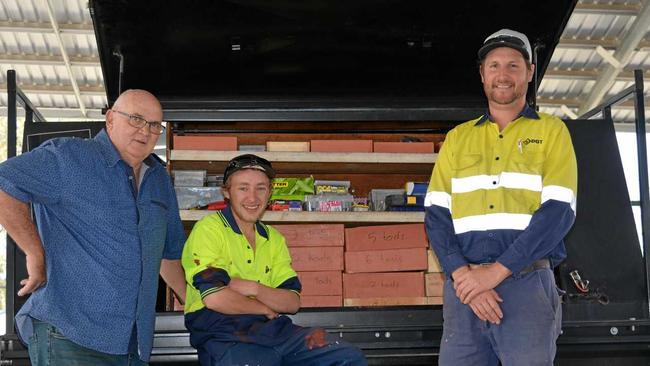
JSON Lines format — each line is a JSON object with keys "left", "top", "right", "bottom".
{"left": 3, "top": 1, "right": 650, "bottom": 365}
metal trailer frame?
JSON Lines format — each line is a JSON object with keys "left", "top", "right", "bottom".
{"left": 2, "top": 68, "right": 650, "bottom": 365}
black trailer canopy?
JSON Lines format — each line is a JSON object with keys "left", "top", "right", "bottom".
{"left": 90, "top": 0, "right": 576, "bottom": 109}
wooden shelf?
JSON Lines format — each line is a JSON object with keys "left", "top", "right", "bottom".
{"left": 170, "top": 150, "right": 437, "bottom": 164}
{"left": 180, "top": 210, "right": 425, "bottom": 223}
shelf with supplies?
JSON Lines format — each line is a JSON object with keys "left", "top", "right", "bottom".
{"left": 167, "top": 120, "right": 448, "bottom": 208}
{"left": 180, "top": 210, "right": 425, "bottom": 223}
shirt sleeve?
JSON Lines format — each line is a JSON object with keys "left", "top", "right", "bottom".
{"left": 0, "top": 139, "right": 64, "bottom": 204}
{"left": 497, "top": 121, "right": 578, "bottom": 274}
{"left": 425, "top": 128, "right": 469, "bottom": 277}
{"left": 162, "top": 177, "right": 186, "bottom": 260}
{"left": 269, "top": 229, "right": 301, "bottom": 293}
{"left": 181, "top": 216, "right": 232, "bottom": 299}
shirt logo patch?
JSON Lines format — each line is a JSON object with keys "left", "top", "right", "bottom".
{"left": 521, "top": 138, "right": 543, "bottom": 145}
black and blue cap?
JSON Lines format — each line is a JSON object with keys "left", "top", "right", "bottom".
{"left": 478, "top": 29, "right": 532, "bottom": 62}
{"left": 223, "top": 154, "right": 275, "bottom": 183}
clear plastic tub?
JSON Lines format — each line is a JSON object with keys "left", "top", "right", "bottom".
{"left": 303, "top": 194, "right": 354, "bottom": 212}
{"left": 175, "top": 187, "right": 224, "bottom": 209}
{"left": 173, "top": 170, "right": 207, "bottom": 187}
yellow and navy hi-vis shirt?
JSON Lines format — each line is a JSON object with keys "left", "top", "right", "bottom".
{"left": 425, "top": 106, "right": 577, "bottom": 277}
{"left": 181, "top": 206, "right": 302, "bottom": 355}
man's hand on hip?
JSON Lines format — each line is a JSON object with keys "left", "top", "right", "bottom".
{"left": 19, "top": 251, "right": 46, "bottom": 296}
{"left": 454, "top": 262, "right": 511, "bottom": 304}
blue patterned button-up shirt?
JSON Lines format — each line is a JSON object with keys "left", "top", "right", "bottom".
{"left": 0, "top": 129, "right": 185, "bottom": 362}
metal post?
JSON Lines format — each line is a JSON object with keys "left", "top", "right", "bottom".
{"left": 7, "top": 70, "right": 17, "bottom": 159}
{"left": 5, "top": 70, "right": 18, "bottom": 335}
{"left": 603, "top": 106, "right": 612, "bottom": 123}
{"left": 531, "top": 42, "right": 543, "bottom": 110}
{"left": 632, "top": 69, "right": 650, "bottom": 315}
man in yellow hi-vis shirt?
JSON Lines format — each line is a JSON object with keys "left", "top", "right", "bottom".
{"left": 182, "top": 154, "right": 366, "bottom": 366}
{"left": 425, "top": 29, "right": 577, "bottom": 366}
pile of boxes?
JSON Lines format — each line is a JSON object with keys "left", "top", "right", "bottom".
{"left": 281, "top": 223, "right": 445, "bottom": 308}
{"left": 172, "top": 135, "right": 438, "bottom": 154}
{"left": 274, "top": 224, "right": 345, "bottom": 307}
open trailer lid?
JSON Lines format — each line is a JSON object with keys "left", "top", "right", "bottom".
{"left": 89, "top": 0, "right": 576, "bottom": 111}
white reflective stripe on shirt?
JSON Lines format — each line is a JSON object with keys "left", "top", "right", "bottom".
{"left": 425, "top": 191, "right": 452, "bottom": 210}
{"left": 451, "top": 172, "right": 542, "bottom": 193}
{"left": 453, "top": 213, "right": 533, "bottom": 234}
{"left": 541, "top": 185, "right": 577, "bottom": 213}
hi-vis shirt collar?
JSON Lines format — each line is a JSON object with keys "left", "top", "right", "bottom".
{"left": 218, "top": 205, "right": 270, "bottom": 240}
{"left": 475, "top": 104, "right": 540, "bottom": 126}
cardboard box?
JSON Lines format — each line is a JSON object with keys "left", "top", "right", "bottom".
{"left": 373, "top": 142, "right": 435, "bottom": 154}
{"left": 301, "top": 295, "right": 343, "bottom": 308}
{"left": 173, "top": 297, "right": 184, "bottom": 311}
{"left": 297, "top": 271, "right": 343, "bottom": 296}
{"left": 427, "top": 249, "right": 444, "bottom": 273}
{"left": 289, "top": 247, "right": 344, "bottom": 271}
{"left": 344, "top": 296, "right": 428, "bottom": 307}
{"left": 345, "top": 223, "right": 428, "bottom": 251}
{"left": 425, "top": 272, "right": 445, "bottom": 297}
{"left": 173, "top": 135, "right": 237, "bottom": 150}
{"left": 345, "top": 248, "right": 428, "bottom": 273}
{"left": 273, "top": 224, "right": 345, "bottom": 247}
{"left": 310, "top": 140, "right": 373, "bottom": 153}
{"left": 426, "top": 296, "right": 443, "bottom": 305}
{"left": 343, "top": 272, "right": 425, "bottom": 298}
{"left": 266, "top": 141, "right": 310, "bottom": 152}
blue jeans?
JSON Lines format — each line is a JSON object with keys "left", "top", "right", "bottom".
{"left": 201, "top": 327, "right": 367, "bottom": 366}
{"left": 438, "top": 269, "right": 562, "bottom": 366}
{"left": 28, "top": 318, "right": 147, "bottom": 366}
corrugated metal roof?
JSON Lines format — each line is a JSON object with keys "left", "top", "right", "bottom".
{"left": 0, "top": 0, "right": 648, "bottom": 123}
{"left": 539, "top": 0, "right": 650, "bottom": 123}
{"left": 0, "top": 0, "right": 104, "bottom": 119}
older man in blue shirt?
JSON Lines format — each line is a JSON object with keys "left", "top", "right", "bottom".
{"left": 0, "top": 89, "right": 186, "bottom": 365}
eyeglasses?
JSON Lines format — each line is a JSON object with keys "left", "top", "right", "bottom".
{"left": 111, "top": 109, "right": 166, "bottom": 135}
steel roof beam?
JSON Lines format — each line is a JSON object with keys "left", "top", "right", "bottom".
{"left": 539, "top": 97, "right": 649, "bottom": 110}
{"left": 574, "top": 2, "right": 641, "bottom": 16}
{"left": 543, "top": 69, "right": 650, "bottom": 81}
{"left": 0, "top": 83, "right": 105, "bottom": 96}
{"left": 556, "top": 37, "right": 650, "bottom": 50}
{"left": 0, "top": 54, "right": 99, "bottom": 66}
{"left": 42, "top": 0, "right": 87, "bottom": 117}
{"left": 0, "top": 106, "right": 103, "bottom": 119}
{"left": 0, "top": 20, "right": 94, "bottom": 34}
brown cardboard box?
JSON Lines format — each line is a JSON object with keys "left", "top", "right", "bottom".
{"left": 344, "top": 296, "right": 428, "bottom": 307}
{"left": 425, "top": 272, "right": 445, "bottom": 297}
{"left": 289, "top": 247, "right": 344, "bottom": 271}
{"left": 343, "top": 272, "right": 425, "bottom": 298}
{"left": 310, "top": 140, "right": 373, "bottom": 153}
{"left": 266, "top": 141, "right": 310, "bottom": 152}
{"left": 373, "top": 142, "right": 435, "bottom": 154}
{"left": 173, "top": 297, "right": 184, "bottom": 311}
{"left": 173, "top": 135, "right": 237, "bottom": 150}
{"left": 427, "top": 249, "right": 444, "bottom": 273}
{"left": 301, "top": 295, "right": 343, "bottom": 308}
{"left": 345, "top": 223, "right": 428, "bottom": 252}
{"left": 297, "top": 271, "right": 343, "bottom": 296}
{"left": 426, "top": 296, "right": 444, "bottom": 305}
{"left": 344, "top": 248, "right": 428, "bottom": 273}
{"left": 274, "top": 224, "right": 345, "bottom": 247}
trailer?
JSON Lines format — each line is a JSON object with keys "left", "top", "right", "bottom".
{"left": 2, "top": 1, "right": 650, "bottom": 364}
